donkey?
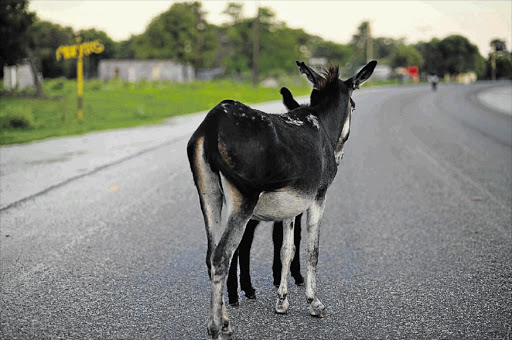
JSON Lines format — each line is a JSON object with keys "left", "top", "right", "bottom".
{"left": 226, "top": 87, "right": 304, "bottom": 307}
{"left": 187, "top": 60, "right": 377, "bottom": 339}
{"left": 227, "top": 85, "right": 359, "bottom": 306}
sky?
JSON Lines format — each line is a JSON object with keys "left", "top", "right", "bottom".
{"left": 29, "top": 0, "right": 512, "bottom": 56}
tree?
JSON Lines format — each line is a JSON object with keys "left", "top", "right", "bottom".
{"left": 373, "top": 37, "right": 405, "bottom": 63}
{"left": 415, "top": 39, "right": 442, "bottom": 74}
{"left": 351, "top": 21, "right": 373, "bottom": 62}
{"left": 221, "top": 3, "right": 253, "bottom": 78}
{"left": 310, "top": 39, "right": 353, "bottom": 76}
{"left": 417, "top": 35, "right": 484, "bottom": 78}
{"left": 26, "top": 20, "right": 75, "bottom": 78}
{"left": 223, "top": 2, "right": 243, "bottom": 24}
{"left": 439, "top": 35, "right": 481, "bottom": 75}
{"left": 489, "top": 39, "right": 512, "bottom": 80}
{"left": 115, "top": 36, "right": 137, "bottom": 59}
{"left": 133, "top": 1, "right": 217, "bottom": 77}
{"left": 390, "top": 44, "right": 423, "bottom": 68}
{"left": 221, "top": 3, "right": 312, "bottom": 80}
{"left": 77, "top": 28, "right": 118, "bottom": 78}
{"left": 492, "top": 54, "right": 512, "bottom": 79}
{"left": 0, "top": 0, "right": 46, "bottom": 96}
{"left": 0, "top": 0, "right": 35, "bottom": 67}
{"left": 344, "top": 21, "right": 375, "bottom": 75}
{"left": 490, "top": 39, "right": 507, "bottom": 53}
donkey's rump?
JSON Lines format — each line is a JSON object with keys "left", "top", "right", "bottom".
{"left": 204, "top": 100, "right": 314, "bottom": 193}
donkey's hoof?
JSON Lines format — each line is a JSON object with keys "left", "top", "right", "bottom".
{"left": 220, "top": 321, "right": 233, "bottom": 339}
{"left": 245, "top": 291, "right": 256, "bottom": 300}
{"left": 208, "top": 322, "right": 232, "bottom": 339}
{"left": 293, "top": 274, "right": 304, "bottom": 286}
{"left": 309, "top": 299, "right": 326, "bottom": 318}
{"left": 228, "top": 295, "right": 239, "bottom": 307}
{"left": 229, "top": 301, "right": 239, "bottom": 307}
{"left": 275, "top": 297, "right": 289, "bottom": 314}
{"left": 207, "top": 325, "right": 217, "bottom": 338}
{"left": 243, "top": 287, "right": 256, "bottom": 299}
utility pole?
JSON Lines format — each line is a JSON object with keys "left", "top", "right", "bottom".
{"left": 491, "top": 51, "right": 496, "bottom": 81}
{"left": 76, "top": 36, "right": 84, "bottom": 122}
{"left": 491, "top": 41, "right": 497, "bottom": 81}
{"left": 366, "top": 24, "right": 373, "bottom": 63}
{"left": 252, "top": 6, "right": 260, "bottom": 86}
{"left": 194, "top": 4, "right": 200, "bottom": 79}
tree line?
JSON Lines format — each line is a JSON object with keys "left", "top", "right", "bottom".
{"left": 2, "top": 0, "right": 511, "bottom": 82}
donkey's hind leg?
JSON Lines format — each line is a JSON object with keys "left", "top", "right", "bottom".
{"left": 187, "top": 136, "right": 223, "bottom": 278}
{"left": 275, "top": 218, "right": 295, "bottom": 314}
{"left": 209, "top": 175, "right": 258, "bottom": 339}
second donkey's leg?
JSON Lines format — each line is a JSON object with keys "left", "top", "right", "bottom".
{"left": 272, "top": 221, "right": 284, "bottom": 287}
{"left": 239, "top": 220, "right": 258, "bottom": 299}
{"left": 290, "top": 214, "right": 304, "bottom": 285}
{"left": 227, "top": 219, "right": 258, "bottom": 306}
{"left": 227, "top": 249, "right": 239, "bottom": 306}
{"left": 273, "top": 215, "right": 304, "bottom": 286}
{"left": 275, "top": 218, "right": 295, "bottom": 314}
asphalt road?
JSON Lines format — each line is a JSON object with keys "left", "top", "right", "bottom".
{"left": 1, "top": 82, "right": 511, "bottom": 339}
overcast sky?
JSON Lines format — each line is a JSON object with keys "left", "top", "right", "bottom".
{"left": 29, "top": 0, "right": 511, "bottom": 56}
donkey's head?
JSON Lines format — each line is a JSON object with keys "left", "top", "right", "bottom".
{"left": 296, "top": 60, "right": 377, "bottom": 164}
{"left": 296, "top": 60, "right": 377, "bottom": 110}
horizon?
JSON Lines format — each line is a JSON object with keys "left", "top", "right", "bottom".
{"left": 29, "top": 0, "right": 512, "bottom": 57}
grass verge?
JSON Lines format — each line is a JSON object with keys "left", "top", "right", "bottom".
{"left": 0, "top": 78, "right": 312, "bottom": 145}
{"left": 0, "top": 77, "right": 396, "bottom": 145}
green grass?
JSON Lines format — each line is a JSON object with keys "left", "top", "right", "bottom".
{"left": 0, "top": 77, "right": 398, "bottom": 145}
{"left": 0, "top": 78, "right": 312, "bottom": 145}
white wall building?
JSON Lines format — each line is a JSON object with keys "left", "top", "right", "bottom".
{"left": 3, "top": 64, "right": 38, "bottom": 90}
{"left": 98, "top": 60, "right": 194, "bottom": 83}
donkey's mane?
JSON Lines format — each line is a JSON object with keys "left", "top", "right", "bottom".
{"left": 317, "top": 65, "right": 340, "bottom": 89}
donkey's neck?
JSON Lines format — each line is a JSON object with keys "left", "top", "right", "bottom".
{"left": 315, "top": 96, "right": 347, "bottom": 150}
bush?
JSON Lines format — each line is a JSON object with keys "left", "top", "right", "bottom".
{"left": 90, "top": 82, "right": 103, "bottom": 91}
{"left": 0, "top": 106, "right": 35, "bottom": 129}
{"left": 50, "top": 78, "right": 66, "bottom": 90}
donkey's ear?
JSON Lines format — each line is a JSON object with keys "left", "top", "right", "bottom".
{"left": 280, "top": 87, "right": 300, "bottom": 110}
{"left": 346, "top": 60, "right": 377, "bottom": 90}
{"left": 296, "top": 61, "right": 325, "bottom": 88}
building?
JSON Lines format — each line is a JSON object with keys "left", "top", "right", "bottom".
{"left": 3, "top": 64, "right": 39, "bottom": 90}
{"left": 98, "top": 60, "right": 194, "bottom": 83}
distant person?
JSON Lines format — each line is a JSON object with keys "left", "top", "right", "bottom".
{"left": 429, "top": 74, "right": 439, "bottom": 91}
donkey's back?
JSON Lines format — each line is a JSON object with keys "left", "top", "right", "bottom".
{"left": 191, "top": 99, "right": 327, "bottom": 195}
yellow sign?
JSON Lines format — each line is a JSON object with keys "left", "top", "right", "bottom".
{"left": 56, "top": 38, "right": 104, "bottom": 121}
{"left": 56, "top": 40, "right": 104, "bottom": 61}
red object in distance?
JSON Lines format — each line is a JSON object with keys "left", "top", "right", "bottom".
{"left": 406, "top": 66, "right": 419, "bottom": 75}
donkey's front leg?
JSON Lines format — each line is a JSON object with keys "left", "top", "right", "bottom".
{"left": 275, "top": 218, "right": 295, "bottom": 314}
{"left": 306, "top": 199, "right": 326, "bottom": 317}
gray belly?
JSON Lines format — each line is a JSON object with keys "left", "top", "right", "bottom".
{"left": 252, "top": 189, "right": 313, "bottom": 221}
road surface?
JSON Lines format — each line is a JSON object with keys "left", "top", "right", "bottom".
{"left": 1, "top": 82, "right": 511, "bottom": 339}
